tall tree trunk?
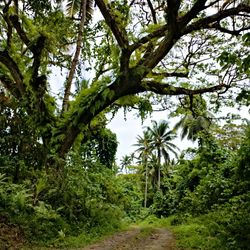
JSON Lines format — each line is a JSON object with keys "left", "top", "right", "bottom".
{"left": 144, "top": 158, "right": 148, "bottom": 208}
{"left": 61, "top": 0, "right": 87, "bottom": 113}
{"left": 157, "top": 149, "right": 161, "bottom": 190}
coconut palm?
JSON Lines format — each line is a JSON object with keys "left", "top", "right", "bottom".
{"left": 147, "top": 120, "right": 179, "bottom": 190}
{"left": 65, "top": 0, "right": 93, "bottom": 20}
{"left": 61, "top": 0, "right": 94, "bottom": 112}
{"left": 174, "top": 113, "right": 213, "bottom": 144}
{"left": 134, "top": 130, "right": 152, "bottom": 207}
{"left": 120, "top": 154, "right": 133, "bottom": 173}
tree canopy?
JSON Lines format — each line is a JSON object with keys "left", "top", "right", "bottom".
{"left": 0, "top": 0, "right": 249, "bottom": 166}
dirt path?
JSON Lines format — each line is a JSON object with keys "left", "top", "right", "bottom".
{"left": 82, "top": 227, "right": 176, "bottom": 250}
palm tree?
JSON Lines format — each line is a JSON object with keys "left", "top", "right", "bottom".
{"left": 120, "top": 154, "right": 133, "bottom": 173}
{"left": 174, "top": 113, "right": 213, "bottom": 144}
{"left": 134, "top": 130, "right": 152, "bottom": 208}
{"left": 147, "top": 120, "right": 179, "bottom": 190}
{"left": 61, "top": 0, "right": 94, "bottom": 112}
{"left": 65, "top": 0, "right": 93, "bottom": 20}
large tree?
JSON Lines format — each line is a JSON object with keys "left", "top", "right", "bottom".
{"left": 0, "top": 0, "right": 249, "bottom": 168}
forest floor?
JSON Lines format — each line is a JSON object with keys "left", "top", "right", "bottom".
{"left": 82, "top": 226, "right": 176, "bottom": 250}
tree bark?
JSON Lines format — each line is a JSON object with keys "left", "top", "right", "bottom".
{"left": 62, "top": 0, "right": 87, "bottom": 113}
{"left": 144, "top": 159, "right": 148, "bottom": 208}
{"left": 157, "top": 149, "right": 161, "bottom": 190}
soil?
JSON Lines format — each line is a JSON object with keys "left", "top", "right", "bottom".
{"left": 0, "top": 216, "right": 25, "bottom": 250}
{"left": 82, "top": 227, "right": 176, "bottom": 250}
{"left": 0, "top": 216, "right": 176, "bottom": 250}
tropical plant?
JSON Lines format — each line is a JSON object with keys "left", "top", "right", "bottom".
{"left": 120, "top": 154, "right": 133, "bottom": 173}
{"left": 174, "top": 113, "right": 213, "bottom": 143}
{"left": 134, "top": 130, "right": 152, "bottom": 207}
{"left": 173, "top": 96, "right": 214, "bottom": 144}
{"left": 146, "top": 120, "right": 179, "bottom": 190}
{"left": 61, "top": 0, "right": 94, "bottom": 112}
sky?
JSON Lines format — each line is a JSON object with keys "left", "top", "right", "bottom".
{"left": 107, "top": 105, "right": 250, "bottom": 163}
{"left": 107, "top": 109, "right": 195, "bottom": 163}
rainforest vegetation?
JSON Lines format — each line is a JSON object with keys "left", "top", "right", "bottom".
{"left": 0, "top": 0, "right": 249, "bottom": 249}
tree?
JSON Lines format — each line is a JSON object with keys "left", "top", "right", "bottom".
{"left": 147, "top": 120, "right": 179, "bottom": 189}
{"left": 174, "top": 96, "right": 214, "bottom": 144}
{"left": 0, "top": 0, "right": 249, "bottom": 169}
{"left": 211, "top": 122, "right": 247, "bottom": 150}
{"left": 62, "top": 0, "right": 93, "bottom": 112}
{"left": 134, "top": 130, "right": 152, "bottom": 207}
{"left": 120, "top": 154, "right": 133, "bottom": 173}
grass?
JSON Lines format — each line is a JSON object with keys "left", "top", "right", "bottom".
{"left": 136, "top": 214, "right": 224, "bottom": 250}
{"left": 172, "top": 222, "right": 221, "bottom": 250}
{"left": 22, "top": 222, "right": 131, "bottom": 249}
{"left": 22, "top": 210, "right": 247, "bottom": 250}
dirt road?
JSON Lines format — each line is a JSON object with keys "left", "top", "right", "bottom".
{"left": 82, "top": 227, "right": 176, "bottom": 250}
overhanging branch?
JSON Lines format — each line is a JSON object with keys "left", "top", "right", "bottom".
{"left": 209, "top": 22, "right": 250, "bottom": 36}
{"left": 151, "top": 71, "right": 188, "bottom": 78}
{"left": 129, "top": 24, "right": 167, "bottom": 52}
{"left": 182, "top": 4, "right": 250, "bottom": 35}
{"left": 140, "top": 80, "right": 227, "bottom": 96}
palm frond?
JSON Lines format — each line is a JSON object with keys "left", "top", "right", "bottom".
{"left": 66, "top": 0, "right": 93, "bottom": 22}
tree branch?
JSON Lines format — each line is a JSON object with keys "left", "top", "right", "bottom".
{"left": 179, "top": 0, "right": 207, "bottom": 27}
{"left": 141, "top": 35, "right": 177, "bottom": 70}
{"left": 139, "top": 80, "right": 227, "bottom": 96}
{"left": 182, "top": 4, "right": 250, "bottom": 35}
{"left": 9, "top": 14, "right": 30, "bottom": 46}
{"left": 166, "top": 0, "right": 181, "bottom": 28}
{"left": 31, "top": 35, "right": 46, "bottom": 81}
{"left": 150, "top": 71, "right": 189, "bottom": 78}
{"left": 95, "top": 0, "right": 129, "bottom": 49}
{"left": 8, "top": 13, "right": 49, "bottom": 122}
{"left": 0, "top": 74, "right": 21, "bottom": 98}
{"left": 135, "top": 0, "right": 183, "bottom": 70}
{"left": 210, "top": 22, "right": 250, "bottom": 36}
{"left": 0, "top": 50, "right": 24, "bottom": 95}
{"left": 129, "top": 24, "right": 167, "bottom": 52}
{"left": 147, "top": 0, "right": 157, "bottom": 24}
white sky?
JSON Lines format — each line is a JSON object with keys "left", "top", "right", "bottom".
{"left": 107, "top": 109, "right": 195, "bottom": 162}
{"left": 107, "top": 106, "right": 249, "bottom": 163}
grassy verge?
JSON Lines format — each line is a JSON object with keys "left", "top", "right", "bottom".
{"left": 21, "top": 222, "right": 131, "bottom": 249}
{"left": 136, "top": 214, "right": 221, "bottom": 249}
{"left": 138, "top": 210, "right": 249, "bottom": 250}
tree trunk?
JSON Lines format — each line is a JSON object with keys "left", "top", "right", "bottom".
{"left": 61, "top": 0, "right": 87, "bottom": 113}
{"left": 144, "top": 158, "right": 148, "bottom": 208}
{"left": 157, "top": 149, "right": 161, "bottom": 190}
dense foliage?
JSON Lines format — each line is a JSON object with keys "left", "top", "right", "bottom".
{"left": 144, "top": 122, "right": 250, "bottom": 249}
{"left": 0, "top": 0, "right": 249, "bottom": 248}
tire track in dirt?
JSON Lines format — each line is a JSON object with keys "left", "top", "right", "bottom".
{"left": 82, "top": 227, "right": 176, "bottom": 250}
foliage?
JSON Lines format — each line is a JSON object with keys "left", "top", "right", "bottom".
{"left": 1, "top": 0, "right": 249, "bottom": 162}
{"left": 0, "top": 158, "right": 143, "bottom": 246}
{"left": 133, "top": 120, "right": 179, "bottom": 211}
{"left": 148, "top": 123, "right": 250, "bottom": 249}
{"left": 0, "top": 0, "right": 250, "bottom": 248}
{"left": 0, "top": 94, "right": 44, "bottom": 181}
